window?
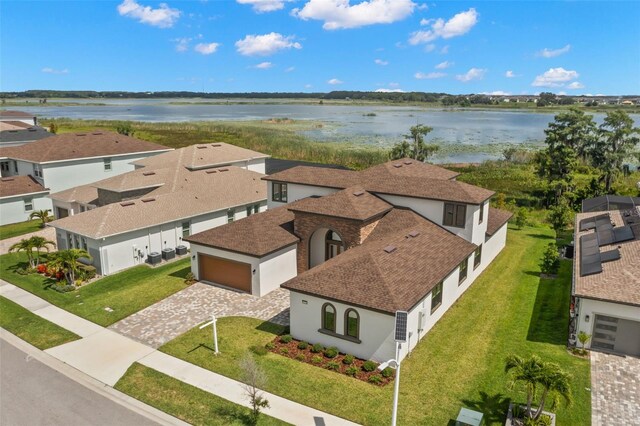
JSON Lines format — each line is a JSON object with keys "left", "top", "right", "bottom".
{"left": 344, "top": 309, "right": 360, "bottom": 339}
{"left": 13, "top": 161, "right": 18, "bottom": 173}
{"left": 24, "top": 198, "right": 33, "bottom": 212}
{"left": 227, "top": 209, "right": 235, "bottom": 223}
{"left": 104, "top": 158, "right": 112, "bottom": 171}
{"left": 254, "top": 204, "right": 259, "bottom": 214}
{"left": 246, "top": 204, "right": 260, "bottom": 216}
{"left": 0, "top": 162, "right": 8, "bottom": 173}
{"left": 182, "top": 221, "right": 190, "bottom": 238}
{"left": 325, "top": 230, "right": 345, "bottom": 261}
{"left": 67, "top": 233, "right": 73, "bottom": 248}
{"left": 431, "top": 281, "right": 443, "bottom": 313}
{"left": 474, "top": 245, "right": 482, "bottom": 269}
{"left": 272, "top": 182, "right": 288, "bottom": 202}
{"left": 443, "top": 203, "right": 467, "bottom": 228}
{"left": 321, "top": 303, "right": 336, "bottom": 332}
{"left": 459, "top": 257, "right": 468, "bottom": 285}
{"left": 81, "top": 237, "right": 88, "bottom": 251}
{"left": 80, "top": 205, "right": 86, "bottom": 212}
{"left": 479, "top": 202, "right": 485, "bottom": 224}
{"left": 32, "top": 163, "right": 42, "bottom": 178}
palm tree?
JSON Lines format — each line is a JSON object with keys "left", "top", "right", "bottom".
{"left": 29, "top": 209, "right": 52, "bottom": 228}
{"left": 29, "top": 236, "right": 56, "bottom": 266}
{"left": 47, "top": 249, "right": 91, "bottom": 286}
{"left": 504, "top": 354, "right": 544, "bottom": 418}
{"left": 9, "top": 238, "right": 36, "bottom": 268}
{"left": 533, "top": 362, "right": 572, "bottom": 420}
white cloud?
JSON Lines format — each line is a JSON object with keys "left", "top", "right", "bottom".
{"left": 567, "top": 81, "right": 585, "bottom": 90}
{"left": 194, "top": 42, "right": 220, "bottom": 55}
{"left": 505, "top": 70, "right": 516, "bottom": 78}
{"left": 389, "top": 82, "right": 400, "bottom": 87}
{"left": 328, "top": 78, "right": 343, "bottom": 85}
{"left": 235, "top": 32, "right": 302, "bottom": 56}
{"left": 424, "top": 44, "right": 436, "bottom": 52}
{"left": 435, "top": 61, "right": 453, "bottom": 69}
{"left": 537, "top": 44, "right": 571, "bottom": 58}
{"left": 456, "top": 67, "right": 486, "bottom": 82}
{"left": 375, "top": 88, "right": 405, "bottom": 92}
{"left": 237, "top": 0, "right": 293, "bottom": 13}
{"left": 409, "top": 8, "right": 478, "bottom": 44}
{"left": 415, "top": 71, "right": 446, "bottom": 79}
{"left": 558, "top": 91, "right": 567, "bottom": 96}
{"left": 173, "top": 37, "right": 191, "bottom": 52}
{"left": 305, "top": 84, "right": 313, "bottom": 88}
{"left": 374, "top": 59, "right": 389, "bottom": 66}
{"left": 481, "top": 90, "right": 511, "bottom": 96}
{"left": 440, "top": 45, "right": 449, "bottom": 54}
{"left": 292, "top": 0, "right": 416, "bottom": 30}
{"left": 531, "top": 67, "right": 579, "bottom": 87}
{"left": 420, "top": 18, "right": 433, "bottom": 26}
{"left": 285, "top": 66, "right": 295, "bottom": 72}
{"left": 41, "top": 67, "right": 69, "bottom": 74}
{"left": 254, "top": 61, "right": 273, "bottom": 69}
{"left": 117, "top": 0, "right": 181, "bottom": 28}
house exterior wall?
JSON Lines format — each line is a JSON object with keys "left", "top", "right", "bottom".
{"left": 575, "top": 298, "right": 640, "bottom": 350}
{"left": 247, "top": 158, "right": 266, "bottom": 174}
{"left": 267, "top": 182, "right": 338, "bottom": 209}
{"left": 0, "top": 193, "right": 50, "bottom": 225}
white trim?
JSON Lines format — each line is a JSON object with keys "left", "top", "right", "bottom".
{"left": 0, "top": 190, "right": 50, "bottom": 200}
{"left": 4, "top": 149, "right": 174, "bottom": 165}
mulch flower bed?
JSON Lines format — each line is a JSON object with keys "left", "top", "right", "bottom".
{"left": 267, "top": 335, "right": 395, "bottom": 386}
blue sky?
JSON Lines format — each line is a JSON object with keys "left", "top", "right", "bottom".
{"left": 1, "top": 0, "right": 639, "bottom": 95}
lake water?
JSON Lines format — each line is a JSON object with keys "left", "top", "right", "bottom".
{"left": 12, "top": 99, "right": 639, "bottom": 163}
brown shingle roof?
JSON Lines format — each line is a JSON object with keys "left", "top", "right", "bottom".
{"left": 282, "top": 208, "right": 477, "bottom": 314}
{"left": 486, "top": 207, "right": 513, "bottom": 236}
{"left": 264, "top": 159, "right": 493, "bottom": 204}
{"left": 185, "top": 204, "right": 299, "bottom": 257}
{"left": 0, "top": 176, "right": 48, "bottom": 198}
{"left": 573, "top": 209, "right": 640, "bottom": 307}
{"left": 0, "top": 110, "right": 35, "bottom": 118}
{"left": 48, "top": 184, "right": 99, "bottom": 205}
{"left": 0, "top": 131, "right": 171, "bottom": 163}
{"left": 0, "top": 121, "right": 33, "bottom": 131}
{"left": 287, "top": 187, "right": 393, "bottom": 221}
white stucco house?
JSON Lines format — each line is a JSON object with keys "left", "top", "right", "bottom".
{"left": 571, "top": 196, "right": 640, "bottom": 357}
{"left": 0, "top": 175, "right": 50, "bottom": 225}
{"left": 0, "top": 131, "right": 171, "bottom": 218}
{"left": 48, "top": 143, "right": 269, "bottom": 275}
{"left": 186, "top": 159, "right": 512, "bottom": 362}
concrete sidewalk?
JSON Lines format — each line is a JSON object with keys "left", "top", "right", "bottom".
{"left": 0, "top": 279, "right": 358, "bottom": 425}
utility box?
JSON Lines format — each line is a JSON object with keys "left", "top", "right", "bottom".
{"left": 162, "top": 248, "right": 175, "bottom": 260}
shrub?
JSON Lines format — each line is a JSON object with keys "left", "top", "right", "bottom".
{"left": 311, "top": 343, "right": 324, "bottom": 353}
{"left": 264, "top": 342, "right": 275, "bottom": 350}
{"left": 368, "top": 375, "right": 383, "bottom": 384}
{"left": 345, "top": 366, "right": 358, "bottom": 377}
{"left": 280, "top": 334, "right": 293, "bottom": 343}
{"left": 297, "top": 341, "right": 309, "bottom": 350}
{"left": 184, "top": 272, "right": 196, "bottom": 285}
{"left": 324, "top": 346, "right": 338, "bottom": 358}
{"left": 515, "top": 207, "right": 529, "bottom": 229}
{"left": 362, "top": 360, "right": 377, "bottom": 372}
{"left": 311, "top": 355, "right": 323, "bottom": 364}
{"left": 295, "top": 353, "right": 305, "bottom": 361}
{"left": 537, "top": 414, "right": 552, "bottom": 426}
{"left": 250, "top": 345, "right": 268, "bottom": 356}
{"left": 280, "top": 347, "right": 289, "bottom": 355}
{"left": 52, "top": 284, "right": 76, "bottom": 293}
{"left": 381, "top": 367, "right": 394, "bottom": 378}
{"left": 325, "top": 361, "right": 340, "bottom": 371}
{"left": 36, "top": 264, "right": 47, "bottom": 274}
{"left": 342, "top": 354, "right": 354, "bottom": 365}
{"left": 540, "top": 242, "right": 560, "bottom": 275}
{"left": 78, "top": 264, "right": 97, "bottom": 281}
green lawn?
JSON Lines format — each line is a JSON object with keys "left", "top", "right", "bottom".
{"left": 160, "top": 225, "right": 590, "bottom": 425}
{"left": 0, "top": 296, "right": 80, "bottom": 349}
{"left": 0, "top": 220, "right": 42, "bottom": 241}
{"left": 115, "top": 363, "right": 288, "bottom": 426}
{"left": 0, "top": 253, "right": 190, "bottom": 326}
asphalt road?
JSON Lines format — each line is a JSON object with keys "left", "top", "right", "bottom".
{"left": 0, "top": 338, "right": 160, "bottom": 426}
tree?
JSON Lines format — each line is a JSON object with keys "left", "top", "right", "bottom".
{"left": 390, "top": 124, "right": 439, "bottom": 162}
{"left": 29, "top": 236, "right": 55, "bottom": 266}
{"left": 505, "top": 354, "right": 544, "bottom": 418}
{"left": 29, "top": 209, "right": 52, "bottom": 228}
{"left": 239, "top": 354, "right": 270, "bottom": 425}
{"left": 115, "top": 123, "right": 134, "bottom": 136}
{"left": 515, "top": 208, "right": 529, "bottom": 230}
{"left": 49, "top": 121, "right": 58, "bottom": 134}
{"left": 47, "top": 249, "right": 91, "bottom": 285}
{"left": 540, "top": 243, "right": 560, "bottom": 275}
{"left": 533, "top": 362, "right": 572, "bottom": 420}
{"left": 577, "top": 331, "right": 591, "bottom": 353}
{"left": 548, "top": 197, "right": 573, "bottom": 235}
{"left": 590, "top": 110, "right": 640, "bottom": 192}
{"left": 9, "top": 238, "right": 36, "bottom": 269}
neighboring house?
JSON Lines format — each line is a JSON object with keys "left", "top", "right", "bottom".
{"left": 0, "top": 175, "right": 50, "bottom": 225}
{"left": 571, "top": 197, "right": 640, "bottom": 357}
{"left": 0, "top": 126, "right": 51, "bottom": 148}
{"left": 48, "top": 143, "right": 269, "bottom": 275}
{"left": 0, "top": 131, "right": 172, "bottom": 215}
{"left": 0, "top": 110, "right": 37, "bottom": 126}
{"left": 186, "top": 159, "right": 512, "bottom": 362}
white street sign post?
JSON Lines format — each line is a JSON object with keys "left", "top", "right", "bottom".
{"left": 199, "top": 313, "right": 219, "bottom": 355}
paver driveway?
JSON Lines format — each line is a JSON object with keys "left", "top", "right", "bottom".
{"left": 109, "top": 283, "right": 290, "bottom": 348}
{"left": 591, "top": 351, "right": 640, "bottom": 426}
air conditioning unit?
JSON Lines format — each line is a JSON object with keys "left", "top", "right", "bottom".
{"left": 176, "top": 245, "right": 188, "bottom": 256}
{"left": 162, "top": 248, "right": 175, "bottom": 260}
{"left": 148, "top": 252, "right": 162, "bottom": 265}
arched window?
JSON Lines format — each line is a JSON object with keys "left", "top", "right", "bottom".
{"left": 321, "top": 303, "right": 336, "bottom": 332}
{"left": 344, "top": 309, "right": 360, "bottom": 339}
{"left": 325, "top": 230, "right": 345, "bottom": 261}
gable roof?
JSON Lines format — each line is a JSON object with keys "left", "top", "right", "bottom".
{"left": 0, "top": 175, "right": 49, "bottom": 198}
{"left": 0, "top": 131, "right": 171, "bottom": 163}
{"left": 264, "top": 159, "right": 493, "bottom": 205}
{"left": 287, "top": 187, "right": 393, "bottom": 221}
{"left": 0, "top": 121, "right": 35, "bottom": 131}
{"left": 0, "top": 110, "right": 35, "bottom": 119}
{"left": 282, "top": 208, "right": 477, "bottom": 314}
{"left": 0, "top": 127, "right": 51, "bottom": 144}
{"left": 486, "top": 207, "right": 513, "bottom": 236}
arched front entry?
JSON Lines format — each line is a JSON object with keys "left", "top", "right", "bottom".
{"left": 309, "top": 228, "right": 345, "bottom": 269}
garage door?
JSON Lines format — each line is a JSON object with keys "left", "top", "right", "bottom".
{"left": 198, "top": 254, "right": 252, "bottom": 293}
{"left": 592, "top": 315, "right": 640, "bottom": 356}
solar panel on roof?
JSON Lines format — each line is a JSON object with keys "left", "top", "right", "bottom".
{"left": 597, "top": 229, "right": 615, "bottom": 246}
{"left": 600, "top": 249, "right": 621, "bottom": 263}
{"left": 581, "top": 260, "right": 603, "bottom": 276}
{"left": 613, "top": 226, "right": 635, "bottom": 243}
{"left": 394, "top": 311, "right": 408, "bottom": 343}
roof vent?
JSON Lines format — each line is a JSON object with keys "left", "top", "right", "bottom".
{"left": 92, "top": 132, "right": 103, "bottom": 135}
{"left": 353, "top": 190, "right": 365, "bottom": 196}
{"left": 403, "top": 160, "right": 412, "bottom": 165}
{"left": 120, "top": 201, "right": 135, "bottom": 207}
{"left": 408, "top": 230, "right": 420, "bottom": 238}
{"left": 206, "top": 170, "right": 217, "bottom": 174}
{"left": 393, "top": 163, "right": 402, "bottom": 168}
{"left": 76, "top": 133, "right": 86, "bottom": 136}
{"left": 383, "top": 245, "right": 397, "bottom": 253}
{"left": 212, "top": 143, "right": 222, "bottom": 147}
{"left": 141, "top": 198, "right": 155, "bottom": 203}
{"left": 196, "top": 145, "right": 208, "bottom": 149}
{"left": 219, "top": 168, "right": 229, "bottom": 172}
{"left": 142, "top": 171, "right": 156, "bottom": 176}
